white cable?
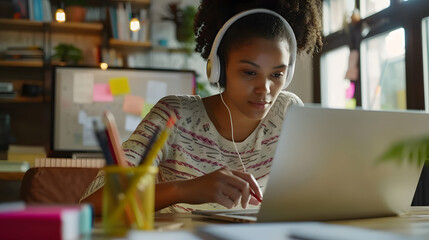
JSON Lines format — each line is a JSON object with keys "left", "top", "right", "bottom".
{"left": 217, "top": 82, "right": 247, "bottom": 172}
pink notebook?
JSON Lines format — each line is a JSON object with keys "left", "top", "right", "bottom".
{"left": 0, "top": 204, "right": 90, "bottom": 240}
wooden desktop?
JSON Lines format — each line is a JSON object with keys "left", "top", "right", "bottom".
{"left": 89, "top": 206, "right": 429, "bottom": 239}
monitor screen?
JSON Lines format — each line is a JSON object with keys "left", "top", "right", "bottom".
{"left": 51, "top": 66, "right": 196, "bottom": 155}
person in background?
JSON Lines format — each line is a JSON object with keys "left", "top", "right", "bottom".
{"left": 81, "top": 0, "right": 322, "bottom": 215}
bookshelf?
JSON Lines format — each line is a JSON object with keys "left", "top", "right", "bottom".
{"left": 0, "top": 0, "right": 154, "bottom": 147}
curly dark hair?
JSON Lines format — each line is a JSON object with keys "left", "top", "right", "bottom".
{"left": 194, "top": 0, "right": 323, "bottom": 60}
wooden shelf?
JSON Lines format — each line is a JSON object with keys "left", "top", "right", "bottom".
{"left": 50, "top": 22, "right": 103, "bottom": 34}
{"left": 0, "top": 60, "right": 44, "bottom": 67}
{"left": 111, "top": 0, "right": 151, "bottom": 8}
{"left": 0, "top": 96, "right": 44, "bottom": 103}
{"left": 151, "top": 47, "right": 193, "bottom": 54}
{"left": 0, "top": 19, "right": 43, "bottom": 31}
{"left": 109, "top": 39, "right": 152, "bottom": 51}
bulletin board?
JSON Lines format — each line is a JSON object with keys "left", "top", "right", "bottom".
{"left": 51, "top": 66, "right": 195, "bottom": 154}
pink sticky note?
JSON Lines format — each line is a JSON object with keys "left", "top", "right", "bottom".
{"left": 123, "top": 95, "right": 144, "bottom": 116}
{"left": 93, "top": 83, "right": 114, "bottom": 102}
{"left": 345, "top": 81, "right": 355, "bottom": 99}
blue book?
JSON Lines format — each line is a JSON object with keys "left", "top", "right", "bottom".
{"left": 109, "top": 7, "right": 118, "bottom": 39}
{"left": 33, "top": 0, "right": 43, "bottom": 21}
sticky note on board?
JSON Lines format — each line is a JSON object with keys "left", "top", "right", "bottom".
{"left": 123, "top": 95, "right": 144, "bottom": 115}
{"left": 109, "top": 77, "right": 130, "bottom": 95}
{"left": 93, "top": 83, "right": 114, "bottom": 102}
{"left": 125, "top": 115, "right": 142, "bottom": 132}
{"left": 146, "top": 80, "right": 167, "bottom": 104}
{"left": 73, "top": 73, "right": 94, "bottom": 104}
{"left": 141, "top": 103, "right": 155, "bottom": 118}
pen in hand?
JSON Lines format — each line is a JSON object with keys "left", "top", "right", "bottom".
{"left": 250, "top": 189, "right": 263, "bottom": 203}
{"left": 138, "top": 127, "right": 161, "bottom": 166}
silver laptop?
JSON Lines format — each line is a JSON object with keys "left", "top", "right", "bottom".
{"left": 193, "top": 105, "right": 428, "bottom": 222}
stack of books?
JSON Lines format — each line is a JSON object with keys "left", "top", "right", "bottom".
{"left": 3, "top": 46, "right": 43, "bottom": 62}
{"left": 7, "top": 144, "right": 47, "bottom": 167}
{"left": 0, "top": 82, "right": 15, "bottom": 99}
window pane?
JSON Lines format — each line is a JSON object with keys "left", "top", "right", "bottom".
{"left": 361, "top": 28, "right": 406, "bottom": 110}
{"left": 321, "top": 46, "right": 354, "bottom": 108}
{"left": 423, "top": 17, "right": 429, "bottom": 111}
{"left": 323, "top": 0, "right": 355, "bottom": 35}
{"left": 360, "top": 0, "right": 390, "bottom": 18}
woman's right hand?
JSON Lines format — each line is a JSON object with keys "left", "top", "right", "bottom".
{"left": 179, "top": 168, "right": 263, "bottom": 209}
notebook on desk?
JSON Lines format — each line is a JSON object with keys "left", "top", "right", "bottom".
{"left": 193, "top": 105, "right": 429, "bottom": 223}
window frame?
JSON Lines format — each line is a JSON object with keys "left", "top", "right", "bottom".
{"left": 314, "top": 0, "right": 429, "bottom": 110}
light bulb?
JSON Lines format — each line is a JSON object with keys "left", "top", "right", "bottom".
{"left": 55, "top": 8, "right": 66, "bottom": 23}
{"left": 130, "top": 18, "right": 140, "bottom": 32}
{"left": 100, "top": 62, "right": 108, "bottom": 70}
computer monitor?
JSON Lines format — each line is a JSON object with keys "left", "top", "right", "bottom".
{"left": 51, "top": 66, "right": 196, "bottom": 157}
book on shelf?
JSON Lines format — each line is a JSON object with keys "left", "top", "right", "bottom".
{"left": 7, "top": 144, "right": 47, "bottom": 167}
{"left": 0, "top": 202, "right": 92, "bottom": 240}
{"left": 0, "top": 92, "right": 17, "bottom": 99}
{"left": 4, "top": 46, "right": 43, "bottom": 61}
{"left": 109, "top": 2, "right": 148, "bottom": 43}
{"left": 34, "top": 158, "right": 105, "bottom": 168}
{"left": 28, "top": 0, "right": 52, "bottom": 22}
{"left": 0, "top": 161, "right": 30, "bottom": 172}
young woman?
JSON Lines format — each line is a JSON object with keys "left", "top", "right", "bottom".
{"left": 82, "top": 0, "right": 322, "bottom": 214}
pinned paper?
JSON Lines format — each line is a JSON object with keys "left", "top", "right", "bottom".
{"left": 73, "top": 73, "right": 94, "bottom": 104}
{"left": 345, "top": 81, "right": 355, "bottom": 99}
{"left": 123, "top": 95, "right": 144, "bottom": 115}
{"left": 146, "top": 80, "right": 167, "bottom": 104}
{"left": 141, "top": 103, "right": 154, "bottom": 118}
{"left": 125, "top": 115, "right": 142, "bottom": 132}
{"left": 78, "top": 110, "right": 88, "bottom": 124}
{"left": 93, "top": 83, "right": 114, "bottom": 102}
{"left": 109, "top": 77, "right": 130, "bottom": 95}
{"left": 82, "top": 116, "right": 102, "bottom": 146}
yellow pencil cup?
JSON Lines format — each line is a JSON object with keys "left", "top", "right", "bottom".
{"left": 102, "top": 166, "right": 158, "bottom": 236}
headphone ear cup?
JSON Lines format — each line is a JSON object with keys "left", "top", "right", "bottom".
{"left": 207, "top": 55, "right": 221, "bottom": 83}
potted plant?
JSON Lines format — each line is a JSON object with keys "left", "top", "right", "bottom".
{"left": 64, "top": 0, "right": 87, "bottom": 22}
{"left": 162, "top": 2, "right": 197, "bottom": 53}
{"left": 52, "top": 43, "right": 83, "bottom": 65}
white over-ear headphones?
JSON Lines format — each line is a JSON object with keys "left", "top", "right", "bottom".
{"left": 206, "top": 8, "right": 297, "bottom": 89}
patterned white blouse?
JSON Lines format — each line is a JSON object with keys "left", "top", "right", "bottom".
{"left": 82, "top": 91, "right": 303, "bottom": 213}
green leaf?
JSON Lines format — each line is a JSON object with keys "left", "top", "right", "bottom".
{"left": 377, "top": 137, "right": 429, "bottom": 166}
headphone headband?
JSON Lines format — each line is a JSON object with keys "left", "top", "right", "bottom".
{"left": 206, "top": 8, "right": 297, "bottom": 89}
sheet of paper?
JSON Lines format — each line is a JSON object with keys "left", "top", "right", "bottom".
{"left": 93, "top": 83, "right": 114, "bottom": 102}
{"left": 146, "top": 80, "right": 167, "bottom": 104}
{"left": 127, "top": 231, "right": 202, "bottom": 240}
{"left": 109, "top": 77, "right": 131, "bottom": 95}
{"left": 199, "top": 222, "right": 416, "bottom": 240}
{"left": 78, "top": 110, "right": 87, "bottom": 124}
{"left": 82, "top": 116, "right": 102, "bottom": 147}
{"left": 73, "top": 73, "right": 94, "bottom": 104}
{"left": 125, "top": 115, "right": 141, "bottom": 132}
{"left": 141, "top": 103, "right": 154, "bottom": 118}
{"left": 123, "top": 95, "right": 144, "bottom": 115}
